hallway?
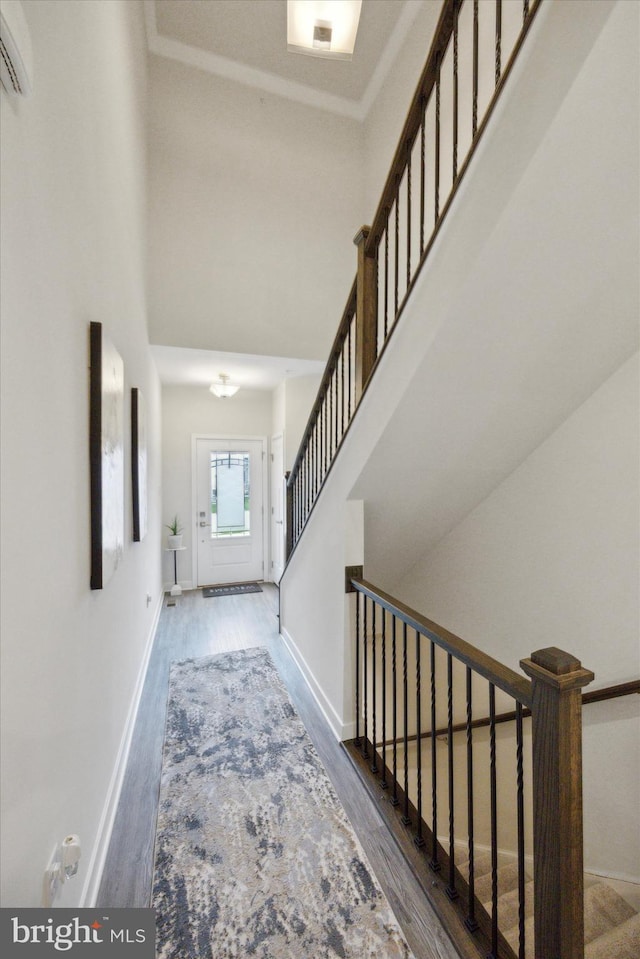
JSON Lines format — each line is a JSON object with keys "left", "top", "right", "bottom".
{"left": 97, "top": 586, "right": 458, "bottom": 959}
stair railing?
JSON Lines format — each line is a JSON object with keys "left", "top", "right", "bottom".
{"left": 285, "top": 0, "right": 542, "bottom": 562}
{"left": 345, "top": 575, "right": 594, "bottom": 959}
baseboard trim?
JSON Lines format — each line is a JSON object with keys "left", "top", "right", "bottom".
{"left": 80, "top": 593, "right": 163, "bottom": 907}
{"left": 279, "top": 626, "right": 350, "bottom": 741}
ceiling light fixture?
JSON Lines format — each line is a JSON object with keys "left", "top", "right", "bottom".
{"left": 209, "top": 374, "right": 239, "bottom": 399}
{"left": 287, "top": 0, "right": 362, "bottom": 60}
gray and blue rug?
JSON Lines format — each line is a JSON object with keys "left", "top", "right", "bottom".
{"left": 152, "top": 646, "right": 413, "bottom": 958}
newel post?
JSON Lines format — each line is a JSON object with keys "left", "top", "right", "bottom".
{"left": 520, "top": 647, "right": 594, "bottom": 959}
{"left": 353, "top": 226, "right": 377, "bottom": 401}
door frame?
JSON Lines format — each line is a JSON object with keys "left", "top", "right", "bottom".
{"left": 191, "top": 434, "right": 268, "bottom": 587}
{"left": 270, "top": 432, "right": 285, "bottom": 583}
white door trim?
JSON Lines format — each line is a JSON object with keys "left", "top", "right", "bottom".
{"left": 270, "top": 432, "right": 285, "bottom": 583}
{"left": 191, "top": 434, "right": 268, "bottom": 587}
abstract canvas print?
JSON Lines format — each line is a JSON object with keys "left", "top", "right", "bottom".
{"left": 90, "top": 321, "right": 124, "bottom": 589}
{"left": 131, "top": 387, "right": 148, "bottom": 542}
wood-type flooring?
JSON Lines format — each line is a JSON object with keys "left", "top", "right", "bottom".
{"left": 97, "top": 585, "right": 459, "bottom": 959}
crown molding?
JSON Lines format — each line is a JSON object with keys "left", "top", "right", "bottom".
{"left": 144, "top": 0, "right": 425, "bottom": 123}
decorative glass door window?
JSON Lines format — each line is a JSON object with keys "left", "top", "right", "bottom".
{"left": 210, "top": 452, "right": 250, "bottom": 537}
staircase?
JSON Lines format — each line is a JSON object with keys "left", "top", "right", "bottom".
{"left": 457, "top": 852, "right": 640, "bottom": 959}
{"left": 280, "top": 1, "right": 639, "bottom": 956}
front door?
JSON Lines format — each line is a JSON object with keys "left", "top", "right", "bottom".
{"left": 195, "top": 437, "right": 264, "bottom": 586}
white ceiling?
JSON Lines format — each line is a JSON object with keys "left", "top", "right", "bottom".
{"left": 145, "top": 0, "right": 427, "bottom": 119}
{"left": 146, "top": 1, "right": 428, "bottom": 388}
{"left": 151, "top": 344, "right": 325, "bottom": 391}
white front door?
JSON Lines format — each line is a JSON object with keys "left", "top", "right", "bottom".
{"left": 270, "top": 433, "right": 285, "bottom": 583}
{"left": 195, "top": 437, "right": 265, "bottom": 586}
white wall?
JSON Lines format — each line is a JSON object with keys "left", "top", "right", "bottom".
{"left": 283, "top": 375, "right": 322, "bottom": 469}
{"left": 148, "top": 55, "right": 364, "bottom": 362}
{"left": 397, "top": 355, "right": 639, "bottom": 881}
{"left": 0, "top": 0, "right": 162, "bottom": 907}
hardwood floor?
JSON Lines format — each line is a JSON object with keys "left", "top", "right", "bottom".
{"left": 97, "top": 585, "right": 459, "bottom": 959}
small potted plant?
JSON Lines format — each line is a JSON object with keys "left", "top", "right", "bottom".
{"left": 166, "top": 515, "right": 183, "bottom": 549}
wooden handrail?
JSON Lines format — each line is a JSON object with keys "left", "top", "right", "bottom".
{"left": 365, "top": 0, "right": 456, "bottom": 258}
{"left": 348, "top": 575, "right": 595, "bottom": 958}
{"left": 351, "top": 576, "right": 532, "bottom": 707}
{"left": 375, "top": 678, "right": 640, "bottom": 747}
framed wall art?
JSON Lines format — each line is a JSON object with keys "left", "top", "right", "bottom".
{"left": 131, "top": 387, "right": 148, "bottom": 542}
{"left": 89, "top": 321, "right": 125, "bottom": 589}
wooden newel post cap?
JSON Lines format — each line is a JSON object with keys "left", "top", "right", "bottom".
{"left": 353, "top": 225, "right": 371, "bottom": 246}
{"left": 520, "top": 646, "right": 594, "bottom": 690}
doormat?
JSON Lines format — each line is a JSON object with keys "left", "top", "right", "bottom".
{"left": 202, "top": 582, "right": 262, "bottom": 598}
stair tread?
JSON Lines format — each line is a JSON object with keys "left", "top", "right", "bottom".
{"left": 478, "top": 861, "right": 526, "bottom": 905}
{"left": 585, "top": 912, "right": 640, "bottom": 959}
{"left": 491, "top": 879, "right": 535, "bottom": 931}
{"left": 584, "top": 882, "right": 637, "bottom": 944}
{"left": 501, "top": 882, "right": 639, "bottom": 959}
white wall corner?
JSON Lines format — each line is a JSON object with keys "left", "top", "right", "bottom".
{"left": 280, "top": 626, "right": 353, "bottom": 741}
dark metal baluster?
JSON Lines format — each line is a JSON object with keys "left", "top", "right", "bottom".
{"left": 329, "top": 373, "right": 333, "bottom": 466}
{"left": 323, "top": 394, "right": 328, "bottom": 476}
{"left": 465, "top": 666, "right": 479, "bottom": 931}
{"left": 347, "top": 322, "right": 352, "bottom": 421}
{"left": 446, "top": 652, "right": 458, "bottom": 898}
{"left": 435, "top": 54, "right": 441, "bottom": 222}
{"left": 334, "top": 366, "right": 339, "bottom": 455}
{"left": 304, "top": 447, "right": 309, "bottom": 520}
{"left": 406, "top": 141, "right": 412, "bottom": 290}
{"left": 384, "top": 215, "right": 390, "bottom": 339}
{"left": 391, "top": 615, "right": 399, "bottom": 806}
{"left": 340, "top": 344, "right": 345, "bottom": 440}
{"left": 394, "top": 181, "right": 400, "bottom": 319}
{"left": 362, "top": 596, "right": 368, "bottom": 758}
{"left": 381, "top": 610, "right": 388, "bottom": 788}
{"left": 402, "top": 622, "right": 410, "bottom": 825}
{"left": 453, "top": 0, "right": 459, "bottom": 181}
{"left": 415, "top": 630, "right": 425, "bottom": 847}
{"left": 516, "top": 701, "right": 526, "bottom": 959}
{"left": 430, "top": 640, "right": 441, "bottom": 871}
{"left": 354, "top": 591, "right": 361, "bottom": 747}
{"left": 315, "top": 420, "right": 320, "bottom": 501}
{"left": 495, "top": 0, "right": 502, "bottom": 86}
{"left": 371, "top": 601, "right": 378, "bottom": 773}
{"left": 420, "top": 97, "right": 426, "bottom": 255}
{"left": 472, "top": 0, "right": 479, "bottom": 137}
{"left": 489, "top": 683, "right": 498, "bottom": 958}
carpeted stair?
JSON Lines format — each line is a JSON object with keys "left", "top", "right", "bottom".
{"left": 459, "top": 852, "right": 640, "bottom": 958}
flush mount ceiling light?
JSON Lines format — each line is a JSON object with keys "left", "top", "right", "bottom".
{"left": 287, "top": 0, "right": 362, "bottom": 60}
{"left": 209, "top": 374, "right": 239, "bottom": 399}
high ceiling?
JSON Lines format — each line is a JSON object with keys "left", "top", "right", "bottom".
{"left": 144, "top": 1, "right": 429, "bottom": 389}
{"left": 146, "top": 0, "right": 427, "bottom": 120}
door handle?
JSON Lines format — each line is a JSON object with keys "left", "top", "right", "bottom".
{"left": 275, "top": 520, "right": 283, "bottom": 525}
{"left": 199, "top": 521, "right": 210, "bottom": 527}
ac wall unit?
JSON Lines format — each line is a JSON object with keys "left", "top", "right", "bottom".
{"left": 0, "top": 0, "right": 32, "bottom": 96}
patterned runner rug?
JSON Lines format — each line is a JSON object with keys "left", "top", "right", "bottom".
{"left": 152, "top": 647, "right": 413, "bottom": 958}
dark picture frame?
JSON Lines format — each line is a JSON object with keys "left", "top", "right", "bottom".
{"left": 131, "top": 387, "right": 148, "bottom": 542}
{"left": 89, "top": 321, "right": 125, "bottom": 589}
